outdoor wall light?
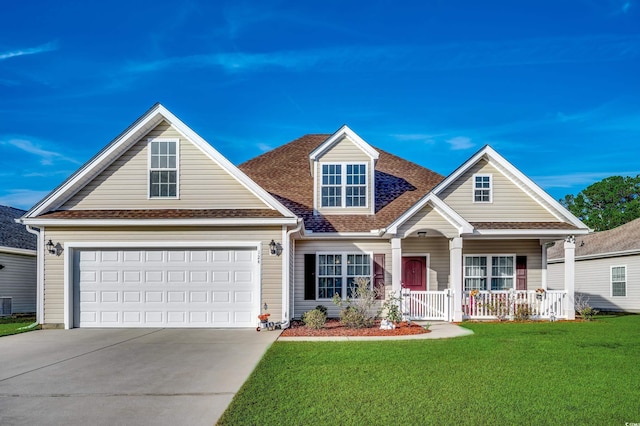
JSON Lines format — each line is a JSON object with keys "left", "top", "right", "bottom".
{"left": 0, "top": 265, "right": 4, "bottom": 270}
{"left": 46, "top": 240, "right": 62, "bottom": 256}
{"left": 417, "top": 231, "right": 427, "bottom": 238}
{"left": 269, "top": 239, "right": 282, "bottom": 256}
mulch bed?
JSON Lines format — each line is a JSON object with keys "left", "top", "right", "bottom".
{"left": 280, "top": 319, "right": 430, "bottom": 337}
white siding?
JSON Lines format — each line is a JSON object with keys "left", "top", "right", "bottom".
{"left": 0, "top": 252, "right": 37, "bottom": 313}
{"left": 315, "top": 136, "right": 373, "bottom": 215}
{"left": 62, "top": 121, "right": 268, "bottom": 210}
{"left": 293, "top": 239, "right": 390, "bottom": 318}
{"left": 439, "top": 159, "right": 558, "bottom": 222}
{"left": 42, "top": 226, "right": 283, "bottom": 326}
{"left": 548, "top": 255, "right": 640, "bottom": 313}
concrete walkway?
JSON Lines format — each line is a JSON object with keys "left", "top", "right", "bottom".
{"left": 277, "top": 321, "right": 473, "bottom": 341}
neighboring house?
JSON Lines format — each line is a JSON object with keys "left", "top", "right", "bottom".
{"left": 18, "top": 104, "right": 589, "bottom": 329}
{"left": 547, "top": 218, "right": 640, "bottom": 313}
{"left": 0, "top": 205, "right": 37, "bottom": 315}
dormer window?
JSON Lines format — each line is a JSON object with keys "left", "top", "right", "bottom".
{"left": 321, "top": 163, "right": 368, "bottom": 208}
{"left": 473, "top": 174, "right": 492, "bottom": 203}
{"left": 149, "top": 138, "right": 178, "bottom": 198}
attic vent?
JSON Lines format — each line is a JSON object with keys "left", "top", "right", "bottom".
{"left": 0, "top": 297, "right": 11, "bottom": 316}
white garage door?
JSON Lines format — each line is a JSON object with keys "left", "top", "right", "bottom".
{"left": 74, "top": 248, "right": 259, "bottom": 328}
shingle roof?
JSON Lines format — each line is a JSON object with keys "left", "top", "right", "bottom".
{"left": 0, "top": 205, "right": 36, "bottom": 250}
{"left": 239, "top": 134, "right": 445, "bottom": 233}
{"left": 39, "top": 209, "right": 285, "bottom": 220}
{"left": 547, "top": 217, "right": 640, "bottom": 260}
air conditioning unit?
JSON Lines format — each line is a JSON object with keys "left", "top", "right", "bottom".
{"left": 0, "top": 297, "right": 12, "bottom": 316}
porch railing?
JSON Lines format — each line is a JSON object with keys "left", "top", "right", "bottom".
{"left": 401, "top": 289, "right": 452, "bottom": 321}
{"left": 462, "top": 290, "right": 567, "bottom": 320}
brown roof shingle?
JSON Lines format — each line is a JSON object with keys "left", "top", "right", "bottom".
{"left": 471, "top": 222, "right": 580, "bottom": 230}
{"left": 239, "top": 134, "right": 444, "bottom": 233}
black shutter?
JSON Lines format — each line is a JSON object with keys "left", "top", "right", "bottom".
{"left": 374, "top": 253, "right": 385, "bottom": 300}
{"left": 516, "top": 256, "right": 527, "bottom": 290}
{"left": 304, "top": 254, "right": 316, "bottom": 300}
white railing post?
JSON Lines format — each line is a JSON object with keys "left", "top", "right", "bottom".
{"left": 564, "top": 237, "right": 576, "bottom": 320}
{"left": 450, "top": 237, "right": 463, "bottom": 322}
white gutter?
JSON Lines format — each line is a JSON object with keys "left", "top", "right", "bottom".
{"left": 303, "top": 231, "right": 383, "bottom": 239}
{"left": 0, "top": 246, "right": 36, "bottom": 256}
{"left": 281, "top": 219, "right": 303, "bottom": 329}
{"left": 24, "top": 225, "right": 44, "bottom": 325}
{"left": 548, "top": 248, "right": 640, "bottom": 263}
{"left": 20, "top": 218, "right": 299, "bottom": 227}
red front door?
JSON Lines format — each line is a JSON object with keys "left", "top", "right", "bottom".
{"left": 402, "top": 257, "right": 427, "bottom": 291}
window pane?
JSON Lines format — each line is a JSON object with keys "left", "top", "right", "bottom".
{"left": 612, "top": 282, "right": 626, "bottom": 297}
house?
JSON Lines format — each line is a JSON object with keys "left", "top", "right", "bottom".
{"left": 18, "top": 104, "right": 589, "bottom": 329}
{"left": 547, "top": 218, "right": 640, "bottom": 313}
{"left": 0, "top": 205, "right": 37, "bottom": 315}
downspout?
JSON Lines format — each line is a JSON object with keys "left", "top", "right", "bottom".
{"left": 25, "top": 225, "right": 44, "bottom": 326}
{"left": 281, "top": 218, "right": 303, "bottom": 329}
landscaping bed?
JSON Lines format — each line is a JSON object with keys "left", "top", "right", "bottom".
{"left": 280, "top": 319, "right": 430, "bottom": 337}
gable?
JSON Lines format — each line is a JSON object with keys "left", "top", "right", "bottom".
{"left": 396, "top": 203, "right": 460, "bottom": 238}
{"left": 438, "top": 158, "right": 558, "bottom": 222}
{"left": 61, "top": 121, "right": 269, "bottom": 210}
{"left": 317, "top": 135, "right": 373, "bottom": 162}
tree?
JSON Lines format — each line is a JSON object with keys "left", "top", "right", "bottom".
{"left": 560, "top": 175, "right": 640, "bottom": 231}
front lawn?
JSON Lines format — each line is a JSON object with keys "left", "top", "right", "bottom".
{"left": 0, "top": 316, "right": 38, "bottom": 337}
{"left": 218, "top": 315, "right": 640, "bottom": 425}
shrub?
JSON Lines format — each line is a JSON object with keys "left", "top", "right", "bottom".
{"left": 514, "top": 303, "right": 532, "bottom": 321}
{"left": 302, "top": 309, "right": 326, "bottom": 329}
{"left": 332, "top": 277, "right": 380, "bottom": 329}
{"left": 314, "top": 305, "right": 328, "bottom": 318}
{"left": 575, "top": 292, "right": 599, "bottom": 321}
{"left": 381, "top": 291, "right": 402, "bottom": 323}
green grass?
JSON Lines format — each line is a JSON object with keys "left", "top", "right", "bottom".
{"left": 218, "top": 315, "right": 640, "bottom": 425}
{"left": 0, "top": 316, "right": 38, "bottom": 337}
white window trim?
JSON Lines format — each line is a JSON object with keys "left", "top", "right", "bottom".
{"left": 472, "top": 173, "right": 493, "bottom": 203}
{"left": 148, "top": 138, "right": 180, "bottom": 199}
{"left": 610, "top": 265, "right": 627, "bottom": 297}
{"left": 464, "top": 254, "right": 516, "bottom": 291}
{"left": 316, "top": 251, "right": 374, "bottom": 300}
{"left": 319, "top": 162, "right": 369, "bottom": 209}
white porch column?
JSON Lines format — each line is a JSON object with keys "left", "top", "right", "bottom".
{"left": 450, "top": 237, "right": 463, "bottom": 322}
{"left": 391, "top": 237, "right": 402, "bottom": 295}
{"left": 564, "top": 236, "right": 576, "bottom": 320}
{"left": 540, "top": 241, "right": 548, "bottom": 291}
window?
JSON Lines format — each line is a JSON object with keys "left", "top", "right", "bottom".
{"left": 149, "top": 139, "right": 178, "bottom": 198}
{"left": 473, "top": 174, "right": 492, "bottom": 203}
{"left": 464, "top": 255, "right": 515, "bottom": 291}
{"left": 320, "top": 163, "right": 368, "bottom": 208}
{"left": 611, "top": 266, "right": 626, "bottom": 297}
{"left": 317, "top": 253, "right": 372, "bottom": 299}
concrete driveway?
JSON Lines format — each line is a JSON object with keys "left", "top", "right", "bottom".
{"left": 0, "top": 328, "right": 280, "bottom": 425}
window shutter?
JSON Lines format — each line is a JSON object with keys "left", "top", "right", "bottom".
{"left": 304, "top": 254, "right": 316, "bottom": 300}
{"left": 374, "top": 253, "right": 385, "bottom": 300}
{"left": 516, "top": 256, "right": 527, "bottom": 290}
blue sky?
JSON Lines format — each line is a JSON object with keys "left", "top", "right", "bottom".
{"left": 1, "top": 1, "right": 639, "bottom": 210}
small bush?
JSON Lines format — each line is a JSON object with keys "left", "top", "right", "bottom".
{"left": 302, "top": 309, "right": 327, "bottom": 329}
{"left": 381, "top": 292, "right": 402, "bottom": 323}
{"left": 332, "top": 277, "right": 380, "bottom": 329}
{"left": 339, "top": 306, "right": 373, "bottom": 329}
{"left": 514, "top": 303, "right": 532, "bottom": 321}
{"left": 314, "top": 305, "right": 328, "bottom": 318}
{"left": 575, "top": 292, "right": 599, "bottom": 321}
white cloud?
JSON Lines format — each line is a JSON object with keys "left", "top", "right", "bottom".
{"left": 0, "top": 189, "right": 50, "bottom": 210}
{"left": 256, "top": 143, "right": 273, "bottom": 152}
{"left": 447, "top": 136, "right": 474, "bottom": 150}
{"left": 390, "top": 133, "right": 441, "bottom": 144}
{"left": 0, "top": 41, "right": 58, "bottom": 61}
{"left": 1, "top": 137, "right": 80, "bottom": 166}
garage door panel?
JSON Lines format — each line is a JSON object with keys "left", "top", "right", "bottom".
{"left": 75, "top": 248, "right": 259, "bottom": 328}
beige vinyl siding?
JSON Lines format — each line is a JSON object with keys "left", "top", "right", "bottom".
{"left": 548, "top": 255, "right": 640, "bottom": 313}
{"left": 463, "top": 239, "right": 544, "bottom": 289}
{"left": 401, "top": 237, "right": 450, "bottom": 291}
{"left": 0, "top": 252, "right": 37, "bottom": 313}
{"left": 293, "top": 239, "right": 390, "bottom": 318}
{"left": 62, "top": 121, "right": 268, "bottom": 210}
{"left": 397, "top": 205, "right": 459, "bottom": 238}
{"left": 42, "top": 226, "right": 283, "bottom": 326}
{"left": 439, "top": 159, "right": 558, "bottom": 222}
{"left": 316, "top": 136, "right": 373, "bottom": 215}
